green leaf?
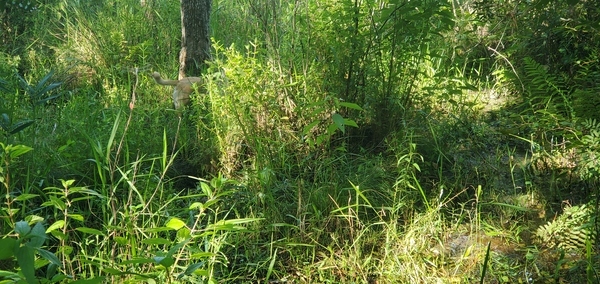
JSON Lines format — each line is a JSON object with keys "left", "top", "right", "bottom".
{"left": 165, "top": 240, "right": 189, "bottom": 257}
{"left": 34, "top": 71, "right": 54, "bottom": 90}
{"left": 142, "top": 238, "right": 171, "bottom": 245}
{"left": 339, "top": 102, "right": 363, "bottom": 111}
{"left": 344, "top": 119, "right": 358, "bottom": 128}
{"left": 0, "top": 77, "right": 10, "bottom": 93}
{"left": 15, "top": 246, "right": 36, "bottom": 284}
{"left": 114, "top": 237, "right": 127, "bottom": 245}
{"left": 69, "top": 214, "right": 84, "bottom": 222}
{"left": 25, "top": 215, "right": 44, "bottom": 224}
{"left": 177, "top": 227, "right": 191, "bottom": 240}
{"left": 200, "top": 182, "right": 212, "bottom": 197}
{"left": 50, "top": 273, "right": 68, "bottom": 282}
{"left": 6, "top": 144, "right": 33, "bottom": 159}
{"left": 27, "top": 222, "right": 47, "bottom": 248}
{"left": 154, "top": 256, "right": 174, "bottom": 268}
{"left": 0, "top": 238, "right": 17, "bottom": 259}
{"left": 42, "top": 195, "right": 66, "bottom": 211}
{"left": 36, "top": 248, "right": 61, "bottom": 266}
{"left": 35, "top": 93, "right": 62, "bottom": 105}
{"left": 0, "top": 270, "right": 21, "bottom": 279}
{"left": 59, "top": 245, "right": 73, "bottom": 256}
{"left": 75, "top": 227, "right": 105, "bottom": 236}
{"left": 102, "top": 268, "right": 123, "bottom": 275}
{"left": 60, "top": 179, "right": 75, "bottom": 188}
{"left": 412, "top": 163, "right": 421, "bottom": 171}
{"left": 181, "top": 262, "right": 204, "bottom": 277}
{"left": 326, "top": 122, "right": 338, "bottom": 136}
{"left": 14, "top": 194, "right": 38, "bottom": 202}
{"left": 193, "top": 269, "right": 210, "bottom": 277}
{"left": 15, "top": 221, "right": 31, "bottom": 236}
{"left": 190, "top": 252, "right": 216, "bottom": 258}
{"left": 46, "top": 263, "right": 58, "bottom": 280}
{"left": 166, "top": 218, "right": 187, "bottom": 231}
{"left": 46, "top": 221, "right": 65, "bottom": 233}
{"left": 205, "top": 218, "right": 262, "bottom": 232}
{"left": 8, "top": 119, "right": 34, "bottom": 135}
{"left": 49, "top": 230, "right": 67, "bottom": 241}
{"left": 189, "top": 202, "right": 204, "bottom": 210}
{"left": 144, "top": 227, "right": 172, "bottom": 233}
{"left": 69, "top": 188, "right": 105, "bottom": 199}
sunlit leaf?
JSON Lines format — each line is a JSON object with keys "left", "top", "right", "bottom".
{"left": 189, "top": 202, "right": 204, "bottom": 210}
{"left": 114, "top": 237, "right": 127, "bottom": 245}
{"left": 344, "top": 119, "right": 358, "bottom": 128}
{"left": 0, "top": 270, "right": 21, "bottom": 279}
{"left": 61, "top": 179, "right": 75, "bottom": 188}
{"left": 200, "top": 182, "right": 212, "bottom": 197}
{"left": 339, "top": 102, "right": 363, "bottom": 110}
{"left": 49, "top": 229, "right": 67, "bottom": 241}
{"left": 166, "top": 217, "right": 187, "bottom": 230}
{"left": 177, "top": 227, "right": 191, "bottom": 240}
{"left": 14, "top": 194, "right": 38, "bottom": 202}
{"left": 46, "top": 220, "right": 65, "bottom": 233}
{"left": 43, "top": 195, "right": 66, "bottom": 211}
{"left": 144, "top": 227, "right": 172, "bottom": 233}
{"left": 205, "top": 218, "right": 262, "bottom": 232}
{"left": 6, "top": 144, "right": 33, "bottom": 159}
{"left": 69, "top": 214, "right": 85, "bottom": 222}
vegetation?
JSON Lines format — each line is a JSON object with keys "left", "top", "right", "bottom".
{"left": 1, "top": 0, "right": 599, "bottom": 283}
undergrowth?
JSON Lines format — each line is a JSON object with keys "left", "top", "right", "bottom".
{"left": 1, "top": 0, "right": 599, "bottom": 283}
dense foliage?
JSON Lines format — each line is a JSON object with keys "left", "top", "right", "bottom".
{"left": 1, "top": 0, "right": 599, "bottom": 283}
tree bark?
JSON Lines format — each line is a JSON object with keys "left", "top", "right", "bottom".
{"left": 179, "top": 0, "right": 212, "bottom": 79}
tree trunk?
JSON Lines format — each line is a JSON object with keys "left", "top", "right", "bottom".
{"left": 179, "top": 0, "right": 212, "bottom": 79}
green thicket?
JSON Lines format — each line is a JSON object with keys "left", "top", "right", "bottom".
{"left": 1, "top": 0, "right": 599, "bottom": 283}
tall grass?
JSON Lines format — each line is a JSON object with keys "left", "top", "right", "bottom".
{"left": 0, "top": 0, "right": 598, "bottom": 283}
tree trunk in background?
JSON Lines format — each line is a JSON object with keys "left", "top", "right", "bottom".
{"left": 179, "top": 0, "right": 212, "bottom": 79}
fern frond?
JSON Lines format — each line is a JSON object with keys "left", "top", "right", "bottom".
{"left": 535, "top": 204, "right": 597, "bottom": 251}
{"left": 522, "top": 57, "right": 572, "bottom": 118}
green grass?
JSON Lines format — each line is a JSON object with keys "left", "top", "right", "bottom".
{"left": 1, "top": 0, "right": 599, "bottom": 283}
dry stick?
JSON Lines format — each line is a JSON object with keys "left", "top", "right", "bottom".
{"left": 486, "top": 46, "right": 525, "bottom": 93}
{"left": 107, "top": 67, "right": 140, "bottom": 262}
{"left": 112, "top": 68, "right": 138, "bottom": 188}
{"left": 116, "top": 67, "right": 138, "bottom": 161}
